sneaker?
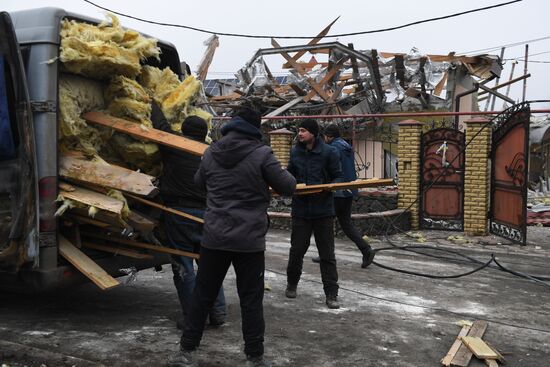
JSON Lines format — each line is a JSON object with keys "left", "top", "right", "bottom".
{"left": 311, "top": 256, "right": 320, "bottom": 263}
{"left": 246, "top": 355, "right": 272, "bottom": 367}
{"left": 361, "top": 248, "right": 375, "bottom": 268}
{"left": 208, "top": 313, "right": 226, "bottom": 327}
{"left": 325, "top": 295, "right": 340, "bottom": 309}
{"left": 285, "top": 284, "right": 297, "bottom": 299}
{"left": 167, "top": 348, "right": 197, "bottom": 367}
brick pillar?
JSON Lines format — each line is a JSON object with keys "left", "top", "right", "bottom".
{"left": 269, "top": 128, "right": 294, "bottom": 168}
{"left": 397, "top": 120, "right": 422, "bottom": 229}
{"left": 463, "top": 117, "right": 491, "bottom": 235}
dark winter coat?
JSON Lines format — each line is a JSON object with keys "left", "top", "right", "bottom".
{"left": 329, "top": 137, "right": 358, "bottom": 198}
{"left": 287, "top": 137, "right": 342, "bottom": 219}
{"left": 195, "top": 117, "right": 296, "bottom": 252}
{"left": 151, "top": 103, "right": 205, "bottom": 208}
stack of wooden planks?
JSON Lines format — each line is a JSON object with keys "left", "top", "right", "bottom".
{"left": 441, "top": 321, "right": 506, "bottom": 367}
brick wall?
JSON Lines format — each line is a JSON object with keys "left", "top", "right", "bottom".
{"left": 397, "top": 120, "right": 422, "bottom": 229}
{"left": 463, "top": 118, "right": 491, "bottom": 235}
{"left": 269, "top": 128, "right": 294, "bottom": 168}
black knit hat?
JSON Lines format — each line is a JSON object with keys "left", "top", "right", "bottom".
{"left": 324, "top": 124, "right": 340, "bottom": 138}
{"left": 181, "top": 116, "right": 208, "bottom": 141}
{"left": 299, "top": 119, "right": 319, "bottom": 136}
{"left": 235, "top": 106, "right": 262, "bottom": 129}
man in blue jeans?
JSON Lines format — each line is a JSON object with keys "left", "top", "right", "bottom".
{"left": 151, "top": 102, "right": 226, "bottom": 328}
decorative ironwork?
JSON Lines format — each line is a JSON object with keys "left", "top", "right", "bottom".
{"left": 489, "top": 102, "right": 530, "bottom": 245}
{"left": 490, "top": 222, "right": 524, "bottom": 243}
{"left": 420, "top": 128, "right": 465, "bottom": 231}
{"left": 505, "top": 152, "right": 526, "bottom": 186}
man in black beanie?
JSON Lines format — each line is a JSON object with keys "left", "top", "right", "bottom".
{"left": 151, "top": 102, "right": 227, "bottom": 331}
{"left": 311, "top": 124, "right": 375, "bottom": 268}
{"left": 285, "top": 119, "right": 343, "bottom": 309}
{"left": 169, "top": 106, "right": 296, "bottom": 367}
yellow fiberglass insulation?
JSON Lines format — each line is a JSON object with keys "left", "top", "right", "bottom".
{"left": 59, "top": 14, "right": 160, "bottom": 80}
{"left": 58, "top": 74, "right": 108, "bottom": 156}
{"left": 104, "top": 76, "right": 160, "bottom": 173}
{"left": 139, "top": 66, "right": 211, "bottom": 132}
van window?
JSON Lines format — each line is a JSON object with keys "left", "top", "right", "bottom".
{"left": 0, "top": 54, "right": 16, "bottom": 160}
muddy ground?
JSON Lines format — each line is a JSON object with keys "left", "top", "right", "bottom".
{"left": 1, "top": 227, "right": 550, "bottom": 367}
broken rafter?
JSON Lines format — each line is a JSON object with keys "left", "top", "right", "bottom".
{"left": 281, "top": 17, "right": 339, "bottom": 69}
{"left": 196, "top": 35, "right": 219, "bottom": 82}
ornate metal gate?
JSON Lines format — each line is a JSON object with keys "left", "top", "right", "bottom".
{"left": 489, "top": 103, "right": 531, "bottom": 244}
{"left": 420, "top": 128, "right": 465, "bottom": 230}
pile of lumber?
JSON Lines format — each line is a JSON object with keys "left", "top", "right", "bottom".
{"left": 55, "top": 14, "right": 213, "bottom": 290}
{"left": 441, "top": 321, "right": 506, "bottom": 367}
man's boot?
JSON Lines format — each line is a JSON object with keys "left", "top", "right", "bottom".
{"left": 167, "top": 348, "right": 198, "bottom": 367}
{"left": 246, "top": 354, "right": 273, "bottom": 367}
{"left": 285, "top": 283, "right": 297, "bottom": 298}
{"left": 325, "top": 294, "right": 340, "bottom": 309}
{"left": 361, "top": 247, "right": 375, "bottom": 268}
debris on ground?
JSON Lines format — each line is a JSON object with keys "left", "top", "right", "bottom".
{"left": 441, "top": 320, "right": 505, "bottom": 367}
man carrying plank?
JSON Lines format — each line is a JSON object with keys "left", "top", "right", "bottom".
{"left": 285, "top": 119, "right": 343, "bottom": 309}
{"left": 311, "top": 124, "right": 375, "bottom": 268}
{"left": 151, "top": 102, "right": 226, "bottom": 330}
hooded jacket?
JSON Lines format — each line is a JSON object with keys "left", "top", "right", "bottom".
{"left": 287, "top": 136, "right": 342, "bottom": 219}
{"left": 151, "top": 102, "right": 205, "bottom": 208}
{"left": 195, "top": 117, "right": 296, "bottom": 252}
{"left": 329, "top": 137, "right": 358, "bottom": 198}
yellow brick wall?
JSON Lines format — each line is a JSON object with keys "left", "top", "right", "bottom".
{"left": 397, "top": 120, "right": 422, "bottom": 229}
{"left": 463, "top": 118, "right": 491, "bottom": 235}
{"left": 269, "top": 131, "right": 293, "bottom": 168}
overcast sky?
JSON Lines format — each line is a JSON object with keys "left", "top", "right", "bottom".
{"left": 3, "top": 0, "right": 550, "bottom": 109}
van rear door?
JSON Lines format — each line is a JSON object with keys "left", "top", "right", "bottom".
{"left": 0, "top": 12, "right": 38, "bottom": 269}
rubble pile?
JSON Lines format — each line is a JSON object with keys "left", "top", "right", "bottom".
{"left": 56, "top": 14, "right": 211, "bottom": 256}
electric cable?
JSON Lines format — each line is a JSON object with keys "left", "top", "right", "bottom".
{"left": 461, "top": 35, "right": 550, "bottom": 54}
{"left": 264, "top": 267, "right": 550, "bottom": 334}
{"left": 83, "top": 0, "right": 522, "bottom": 39}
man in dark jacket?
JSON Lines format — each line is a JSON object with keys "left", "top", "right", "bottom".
{"left": 168, "top": 108, "right": 296, "bottom": 367}
{"left": 314, "top": 124, "right": 375, "bottom": 268}
{"left": 285, "top": 119, "right": 343, "bottom": 309}
{"left": 151, "top": 102, "right": 226, "bottom": 329}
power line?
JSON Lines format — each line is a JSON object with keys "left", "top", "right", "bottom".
{"left": 82, "top": 0, "right": 522, "bottom": 40}
{"left": 461, "top": 35, "right": 550, "bottom": 54}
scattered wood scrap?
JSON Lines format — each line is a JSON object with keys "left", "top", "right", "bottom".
{"left": 82, "top": 111, "right": 208, "bottom": 156}
{"left": 81, "top": 241, "right": 154, "bottom": 260}
{"left": 60, "top": 155, "right": 157, "bottom": 196}
{"left": 442, "top": 320, "right": 505, "bottom": 367}
{"left": 59, "top": 186, "right": 124, "bottom": 215}
{"left": 58, "top": 235, "right": 119, "bottom": 290}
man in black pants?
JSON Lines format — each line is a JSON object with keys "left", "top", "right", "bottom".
{"left": 312, "top": 124, "right": 375, "bottom": 268}
{"left": 168, "top": 107, "right": 296, "bottom": 367}
{"left": 285, "top": 119, "right": 343, "bottom": 309}
{"left": 151, "top": 102, "right": 226, "bottom": 330}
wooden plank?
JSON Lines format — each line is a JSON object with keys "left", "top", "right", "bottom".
{"left": 295, "top": 178, "right": 394, "bottom": 194}
{"left": 441, "top": 325, "right": 472, "bottom": 366}
{"left": 281, "top": 17, "right": 339, "bottom": 68}
{"left": 451, "top": 320, "right": 488, "bottom": 367}
{"left": 59, "top": 156, "right": 157, "bottom": 197}
{"left": 485, "top": 359, "right": 499, "bottom": 367}
{"left": 81, "top": 241, "right": 154, "bottom": 260}
{"left": 461, "top": 336, "right": 499, "bottom": 360}
{"left": 81, "top": 231, "right": 200, "bottom": 260}
{"left": 196, "top": 35, "right": 219, "bottom": 81}
{"left": 82, "top": 111, "right": 208, "bottom": 157}
{"left": 271, "top": 38, "right": 331, "bottom": 102}
{"left": 59, "top": 186, "right": 124, "bottom": 215}
{"left": 124, "top": 193, "right": 203, "bottom": 224}
{"left": 58, "top": 235, "right": 120, "bottom": 290}
{"left": 302, "top": 56, "right": 349, "bottom": 102}
{"left": 484, "top": 341, "right": 506, "bottom": 364}
{"left": 127, "top": 210, "right": 157, "bottom": 233}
